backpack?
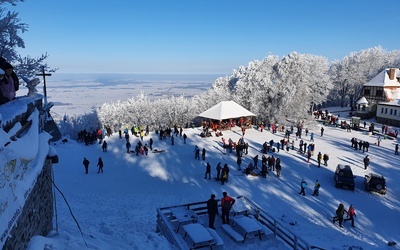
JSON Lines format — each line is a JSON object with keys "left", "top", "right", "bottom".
{"left": 222, "top": 198, "right": 231, "bottom": 211}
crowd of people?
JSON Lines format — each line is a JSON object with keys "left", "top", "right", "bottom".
{"left": 74, "top": 107, "right": 398, "bottom": 233}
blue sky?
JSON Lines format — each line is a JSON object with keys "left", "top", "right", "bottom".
{"left": 11, "top": 0, "right": 400, "bottom": 74}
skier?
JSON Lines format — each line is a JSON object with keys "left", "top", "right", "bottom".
{"left": 299, "top": 179, "right": 307, "bottom": 196}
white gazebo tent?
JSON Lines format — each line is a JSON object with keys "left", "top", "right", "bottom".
{"left": 356, "top": 96, "right": 369, "bottom": 114}
{"left": 198, "top": 100, "right": 256, "bottom": 130}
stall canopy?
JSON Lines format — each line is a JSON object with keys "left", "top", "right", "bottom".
{"left": 198, "top": 100, "right": 255, "bottom": 120}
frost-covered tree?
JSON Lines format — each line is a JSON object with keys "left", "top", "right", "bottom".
{"left": 0, "top": 0, "right": 26, "bottom": 61}
{"left": 304, "top": 54, "right": 331, "bottom": 112}
{"left": 58, "top": 47, "right": 400, "bottom": 139}
{"left": 0, "top": 0, "right": 56, "bottom": 79}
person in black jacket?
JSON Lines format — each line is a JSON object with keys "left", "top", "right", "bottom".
{"left": 83, "top": 157, "right": 90, "bottom": 174}
{"left": 207, "top": 194, "right": 218, "bottom": 229}
{"left": 204, "top": 162, "right": 211, "bottom": 180}
{"left": 363, "top": 155, "right": 370, "bottom": 170}
{"left": 97, "top": 157, "right": 104, "bottom": 173}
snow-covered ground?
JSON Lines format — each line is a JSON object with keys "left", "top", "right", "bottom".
{"left": 25, "top": 106, "right": 400, "bottom": 250}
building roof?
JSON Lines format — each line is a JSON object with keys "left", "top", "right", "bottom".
{"left": 198, "top": 100, "right": 255, "bottom": 120}
{"left": 364, "top": 68, "right": 400, "bottom": 87}
{"left": 378, "top": 99, "right": 400, "bottom": 106}
{"left": 356, "top": 96, "right": 368, "bottom": 104}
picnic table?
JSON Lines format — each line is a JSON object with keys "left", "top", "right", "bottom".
{"left": 232, "top": 215, "right": 263, "bottom": 243}
{"left": 170, "top": 206, "right": 198, "bottom": 232}
{"left": 182, "top": 223, "right": 214, "bottom": 249}
{"left": 232, "top": 198, "right": 251, "bottom": 216}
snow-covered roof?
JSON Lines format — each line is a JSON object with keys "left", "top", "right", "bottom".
{"left": 198, "top": 100, "right": 255, "bottom": 120}
{"left": 364, "top": 68, "right": 400, "bottom": 87}
{"left": 378, "top": 99, "right": 400, "bottom": 106}
{"left": 356, "top": 96, "right": 368, "bottom": 104}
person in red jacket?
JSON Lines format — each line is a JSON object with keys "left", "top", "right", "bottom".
{"left": 221, "top": 192, "right": 235, "bottom": 224}
{"left": 344, "top": 204, "right": 356, "bottom": 227}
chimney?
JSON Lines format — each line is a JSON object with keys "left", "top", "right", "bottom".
{"left": 389, "top": 68, "right": 395, "bottom": 80}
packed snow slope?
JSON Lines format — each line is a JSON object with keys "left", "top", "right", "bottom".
{"left": 28, "top": 112, "right": 400, "bottom": 250}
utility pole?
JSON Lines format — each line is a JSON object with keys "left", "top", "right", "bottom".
{"left": 36, "top": 67, "right": 52, "bottom": 105}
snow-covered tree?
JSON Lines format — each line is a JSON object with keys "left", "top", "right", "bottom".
{"left": 57, "top": 47, "right": 400, "bottom": 139}
{"left": 0, "top": 0, "right": 26, "bottom": 61}
{"left": 0, "top": 0, "right": 56, "bottom": 79}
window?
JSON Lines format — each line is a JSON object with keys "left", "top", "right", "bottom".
{"left": 390, "top": 109, "right": 393, "bottom": 115}
{"left": 385, "top": 108, "right": 388, "bottom": 114}
{"left": 381, "top": 107, "right": 384, "bottom": 114}
{"left": 394, "top": 110, "right": 397, "bottom": 116}
{"left": 376, "top": 89, "right": 383, "bottom": 97}
{"left": 364, "top": 89, "right": 370, "bottom": 95}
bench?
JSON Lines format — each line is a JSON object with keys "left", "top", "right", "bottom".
{"left": 205, "top": 228, "right": 223, "bottom": 246}
{"left": 249, "top": 215, "right": 275, "bottom": 237}
{"left": 221, "top": 224, "right": 244, "bottom": 242}
{"left": 231, "top": 215, "right": 263, "bottom": 242}
{"left": 182, "top": 223, "right": 214, "bottom": 249}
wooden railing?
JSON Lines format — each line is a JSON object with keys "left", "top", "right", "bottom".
{"left": 156, "top": 196, "right": 316, "bottom": 250}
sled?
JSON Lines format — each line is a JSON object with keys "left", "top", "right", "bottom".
{"left": 152, "top": 149, "right": 166, "bottom": 153}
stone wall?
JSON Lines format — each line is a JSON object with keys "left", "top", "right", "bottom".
{"left": 2, "top": 160, "right": 54, "bottom": 250}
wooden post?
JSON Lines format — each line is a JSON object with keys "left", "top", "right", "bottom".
{"left": 36, "top": 67, "right": 52, "bottom": 105}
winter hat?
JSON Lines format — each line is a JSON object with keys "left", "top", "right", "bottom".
{"left": 2, "top": 62, "right": 13, "bottom": 70}
{"left": 211, "top": 194, "right": 215, "bottom": 199}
